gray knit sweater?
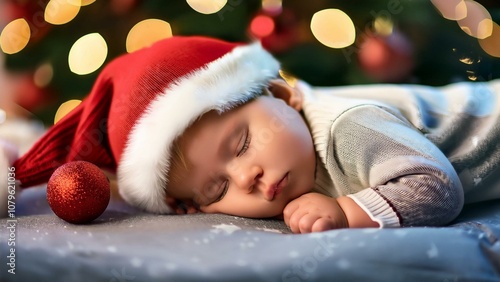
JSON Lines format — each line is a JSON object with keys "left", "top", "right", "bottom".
{"left": 300, "top": 80, "right": 500, "bottom": 228}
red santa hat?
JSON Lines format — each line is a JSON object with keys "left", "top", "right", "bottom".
{"left": 11, "top": 36, "right": 280, "bottom": 213}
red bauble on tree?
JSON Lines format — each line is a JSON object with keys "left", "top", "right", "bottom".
{"left": 248, "top": 8, "right": 300, "bottom": 53}
{"left": 12, "top": 73, "right": 54, "bottom": 113}
{"left": 47, "top": 161, "right": 110, "bottom": 224}
{"left": 358, "top": 30, "right": 414, "bottom": 83}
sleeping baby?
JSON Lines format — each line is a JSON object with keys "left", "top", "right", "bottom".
{"left": 4, "top": 36, "right": 500, "bottom": 233}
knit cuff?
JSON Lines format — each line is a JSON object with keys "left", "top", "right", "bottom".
{"left": 347, "top": 188, "right": 401, "bottom": 228}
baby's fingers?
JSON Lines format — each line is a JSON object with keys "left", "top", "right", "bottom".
{"left": 283, "top": 200, "right": 300, "bottom": 228}
{"left": 311, "top": 217, "right": 337, "bottom": 233}
{"left": 287, "top": 211, "right": 321, "bottom": 234}
{"left": 297, "top": 213, "right": 323, "bottom": 234}
{"left": 285, "top": 204, "right": 314, "bottom": 233}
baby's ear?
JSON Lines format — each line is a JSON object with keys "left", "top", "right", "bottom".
{"left": 267, "top": 79, "right": 303, "bottom": 111}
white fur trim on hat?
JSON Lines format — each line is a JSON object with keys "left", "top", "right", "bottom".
{"left": 117, "top": 42, "right": 280, "bottom": 213}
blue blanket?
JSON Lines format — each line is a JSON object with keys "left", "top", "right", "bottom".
{"left": 1, "top": 187, "right": 499, "bottom": 282}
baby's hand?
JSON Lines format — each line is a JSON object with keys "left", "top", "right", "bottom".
{"left": 283, "top": 193, "right": 348, "bottom": 234}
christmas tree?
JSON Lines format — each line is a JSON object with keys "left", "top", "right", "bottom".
{"left": 1, "top": 0, "right": 499, "bottom": 125}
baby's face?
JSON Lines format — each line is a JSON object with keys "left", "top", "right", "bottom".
{"left": 168, "top": 95, "right": 316, "bottom": 218}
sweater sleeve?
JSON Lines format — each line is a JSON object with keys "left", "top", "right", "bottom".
{"left": 329, "top": 105, "right": 464, "bottom": 228}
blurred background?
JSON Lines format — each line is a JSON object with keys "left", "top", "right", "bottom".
{"left": 0, "top": 0, "right": 499, "bottom": 128}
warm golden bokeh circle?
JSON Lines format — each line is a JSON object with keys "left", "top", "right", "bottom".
{"left": 45, "top": 0, "right": 81, "bottom": 25}
{"left": 310, "top": 9, "right": 356, "bottom": 49}
{"left": 186, "top": 0, "right": 227, "bottom": 14}
{"left": 126, "top": 19, "right": 173, "bottom": 53}
{"left": 0, "top": 19, "right": 31, "bottom": 54}
{"left": 479, "top": 22, "right": 500, "bottom": 58}
{"left": 68, "top": 33, "right": 108, "bottom": 75}
{"left": 54, "top": 100, "right": 82, "bottom": 124}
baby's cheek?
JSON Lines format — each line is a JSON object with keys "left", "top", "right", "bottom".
{"left": 199, "top": 205, "right": 214, "bottom": 213}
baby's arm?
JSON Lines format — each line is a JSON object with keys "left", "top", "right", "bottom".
{"left": 330, "top": 105, "right": 464, "bottom": 228}
{"left": 285, "top": 104, "right": 464, "bottom": 233}
{"left": 336, "top": 196, "right": 379, "bottom": 228}
{"left": 283, "top": 192, "right": 378, "bottom": 233}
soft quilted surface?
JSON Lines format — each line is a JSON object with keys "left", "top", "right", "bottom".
{"left": 1, "top": 186, "right": 500, "bottom": 282}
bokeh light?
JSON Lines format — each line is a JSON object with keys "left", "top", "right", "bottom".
{"left": 373, "top": 17, "right": 394, "bottom": 36}
{"left": 126, "top": 19, "right": 172, "bottom": 53}
{"left": 80, "top": 0, "right": 96, "bottom": 6}
{"left": 359, "top": 38, "right": 387, "bottom": 69}
{"left": 54, "top": 99, "right": 81, "bottom": 124}
{"left": 310, "top": 9, "right": 355, "bottom": 49}
{"left": 250, "top": 15, "right": 275, "bottom": 38}
{"left": 68, "top": 33, "right": 108, "bottom": 75}
{"left": 479, "top": 22, "right": 500, "bottom": 58}
{"left": 67, "top": 0, "right": 95, "bottom": 6}
{"left": 457, "top": 0, "right": 493, "bottom": 39}
{"left": 279, "top": 70, "right": 297, "bottom": 88}
{"left": 45, "top": 0, "right": 81, "bottom": 25}
{"left": 0, "top": 18, "right": 31, "bottom": 54}
{"left": 459, "top": 57, "right": 474, "bottom": 65}
{"left": 262, "top": 0, "right": 282, "bottom": 14}
{"left": 186, "top": 0, "right": 227, "bottom": 14}
{"left": 34, "top": 63, "right": 54, "bottom": 88}
{"left": 431, "top": 0, "right": 467, "bottom": 20}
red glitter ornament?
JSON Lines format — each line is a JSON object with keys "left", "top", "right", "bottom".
{"left": 47, "top": 161, "right": 110, "bottom": 224}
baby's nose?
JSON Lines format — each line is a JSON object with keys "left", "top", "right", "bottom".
{"left": 230, "top": 164, "right": 263, "bottom": 193}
